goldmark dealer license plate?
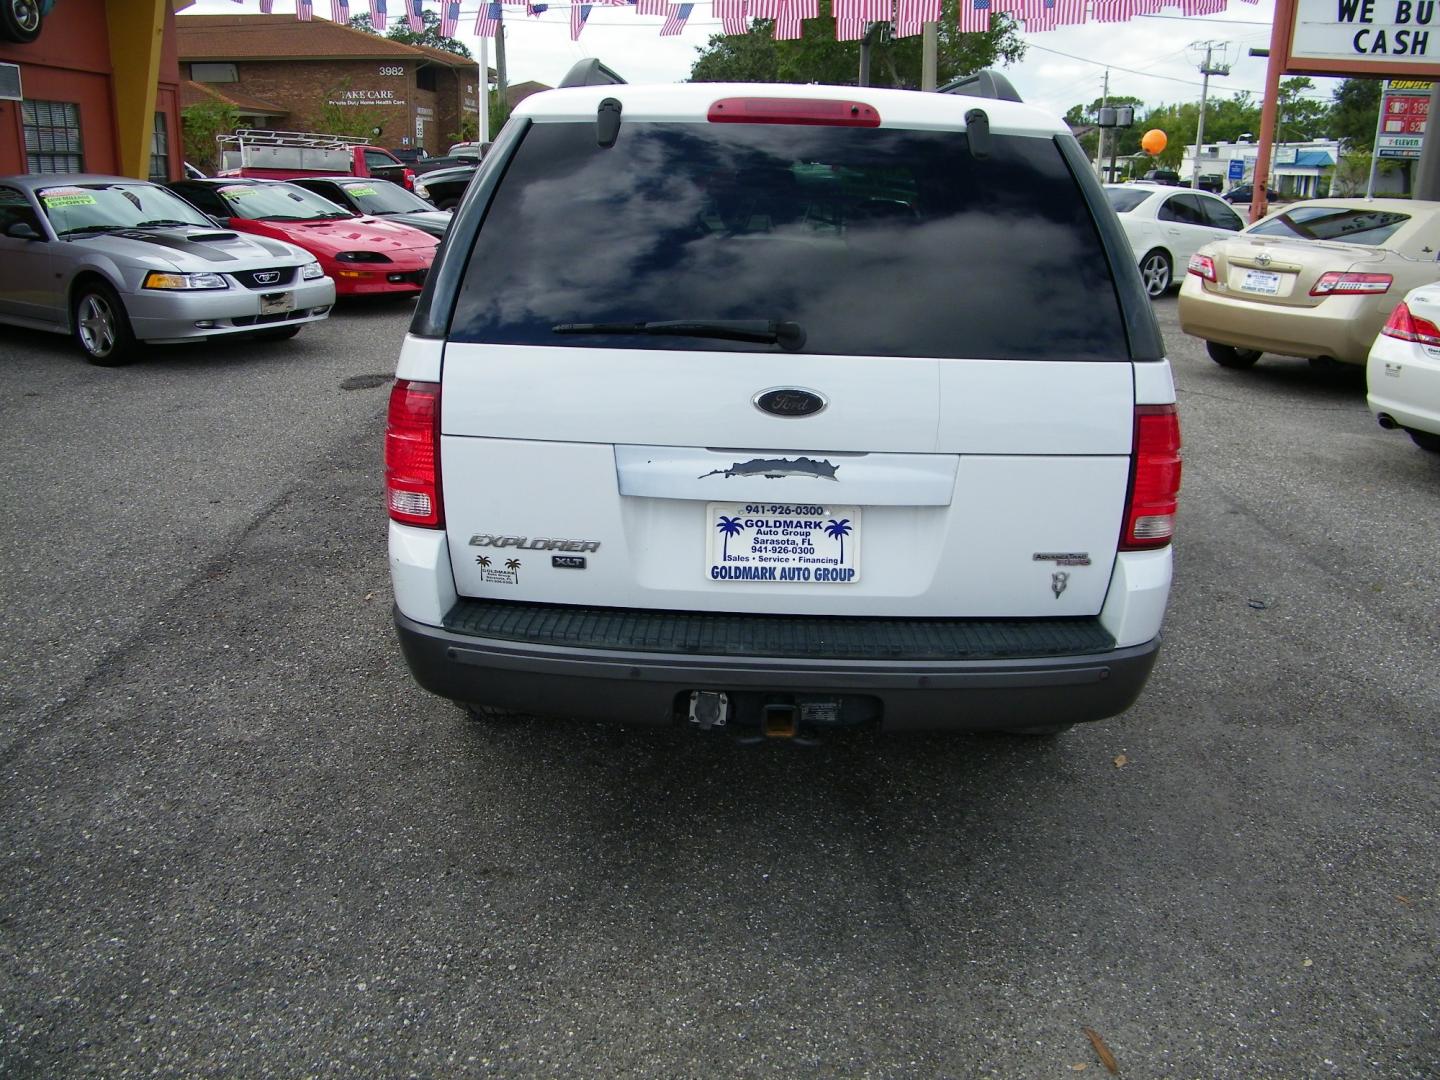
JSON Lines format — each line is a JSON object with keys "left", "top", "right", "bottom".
{"left": 1239, "top": 269, "right": 1281, "bottom": 295}
{"left": 707, "top": 503, "right": 861, "bottom": 584}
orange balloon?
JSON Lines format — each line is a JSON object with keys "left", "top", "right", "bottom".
{"left": 1140, "top": 129, "right": 1168, "bottom": 155}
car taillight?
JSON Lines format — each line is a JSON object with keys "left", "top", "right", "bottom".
{"left": 402, "top": 167, "right": 416, "bottom": 190}
{"left": 1121, "top": 404, "right": 1181, "bottom": 551}
{"left": 1310, "top": 271, "right": 1392, "bottom": 296}
{"left": 1380, "top": 301, "right": 1440, "bottom": 347}
{"left": 707, "top": 97, "right": 881, "bottom": 127}
{"left": 1187, "top": 254, "right": 1216, "bottom": 282}
{"left": 386, "top": 379, "right": 443, "bottom": 528}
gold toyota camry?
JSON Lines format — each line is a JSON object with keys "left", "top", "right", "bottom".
{"left": 1178, "top": 198, "right": 1440, "bottom": 369}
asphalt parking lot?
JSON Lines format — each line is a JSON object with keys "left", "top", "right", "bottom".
{"left": 1, "top": 296, "right": 1437, "bottom": 1078}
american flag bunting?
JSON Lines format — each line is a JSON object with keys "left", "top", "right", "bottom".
{"left": 959, "top": 0, "right": 991, "bottom": 31}
{"left": 570, "top": 2, "right": 592, "bottom": 37}
{"left": 834, "top": 11, "right": 868, "bottom": 37}
{"left": 368, "top": 0, "right": 385, "bottom": 28}
{"left": 331, "top": 0, "right": 349, "bottom": 19}
{"left": 714, "top": 0, "right": 747, "bottom": 30}
{"left": 525, "top": 1, "right": 548, "bottom": 13}
{"left": 406, "top": 0, "right": 423, "bottom": 31}
{"left": 440, "top": 0, "right": 460, "bottom": 34}
{"left": 296, "top": 0, "right": 313, "bottom": 20}
{"left": 637, "top": 0, "right": 667, "bottom": 11}
{"left": 259, "top": 0, "right": 273, "bottom": 11}
{"left": 473, "top": 0, "right": 502, "bottom": 32}
{"left": 774, "top": 0, "right": 805, "bottom": 36}
{"left": 660, "top": 2, "right": 694, "bottom": 31}
{"left": 894, "top": 0, "right": 939, "bottom": 36}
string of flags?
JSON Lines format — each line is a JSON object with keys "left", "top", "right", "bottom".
{"left": 265, "top": 0, "right": 1259, "bottom": 42}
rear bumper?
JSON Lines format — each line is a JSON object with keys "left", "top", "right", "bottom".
{"left": 1178, "top": 276, "right": 1382, "bottom": 365}
{"left": 394, "top": 607, "right": 1161, "bottom": 733}
{"left": 1367, "top": 333, "right": 1440, "bottom": 436}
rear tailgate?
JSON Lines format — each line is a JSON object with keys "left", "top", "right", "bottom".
{"left": 440, "top": 347, "right": 1134, "bottom": 618}
{"left": 1210, "top": 236, "right": 1391, "bottom": 305}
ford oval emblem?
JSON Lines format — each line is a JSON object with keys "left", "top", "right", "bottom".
{"left": 754, "top": 387, "right": 827, "bottom": 418}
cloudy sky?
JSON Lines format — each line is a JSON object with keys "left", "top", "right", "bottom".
{"left": 192, "top": 0, "right": 1342, "bottom": 125}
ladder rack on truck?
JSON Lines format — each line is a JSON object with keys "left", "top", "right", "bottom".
{"left": 217, "top": 129, "right": 369, "bottom": 175}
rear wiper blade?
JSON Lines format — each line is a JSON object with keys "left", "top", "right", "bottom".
{"left": 552, "top": 319, "right": 806, "bottom": 351}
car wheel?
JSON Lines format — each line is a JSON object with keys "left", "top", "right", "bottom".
{"left": 0, "top": 0, "right": 43, "bottom": 43}
{"left": 72, "top": 282, "right": 138, "bottom": 366}
{"left": 463, "top": 703, "right": 525, "bottom": 723}
{"left": 1407, "top": 428, "right": 1440, "bottom": 453}
{"left": 1206, "top": 342, "right": 1262, "bottom": 368}
{"left": 1139, "top": 249, "right": 1172, "bottom": 298}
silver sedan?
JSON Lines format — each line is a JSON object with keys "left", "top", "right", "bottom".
{"left": 0, "top": 174, "right": 336, "bottom": 366}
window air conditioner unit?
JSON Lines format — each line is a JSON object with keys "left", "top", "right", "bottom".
{"left": 0, "top": 64, "right": 21, "bottom": 103}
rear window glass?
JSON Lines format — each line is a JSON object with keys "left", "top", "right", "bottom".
{"left": 450, "top": 121, "right": 1128, "bottom": 360}
{"left": 1248, "top": 205, "right": 1410, "bottom": 245}
{"left": 1105, "top": 188, "right": 1150, "bottom": 213}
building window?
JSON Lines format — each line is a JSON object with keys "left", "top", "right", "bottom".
{"left": 22, "top": 100, "right": 84, "bottom": 174}
{"left": 150, "top": 112, "right": 170, "bottom": 182}
{"left": 416, "top": 65, "right": 437, "bottom": 92}
{"left": 190, "top": 63, "right": 238, "bottom": 83}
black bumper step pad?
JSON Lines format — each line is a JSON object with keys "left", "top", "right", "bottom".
{"left": 442, "top": 599, "right": 1116, "bottom": 661}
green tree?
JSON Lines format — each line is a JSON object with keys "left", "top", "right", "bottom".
{"left": 1329, "top": 77, "right": 1381, "bottom": 151}
{"left": 348, "top": 10, "right": 472, "bottom": 58}
{"left": 689, "top": 0, "right": 1026, "bottom": 89}
{"left": 180, "top": 98, "right": 240, "bottom": 173}
{"left": 1276, "top": 76, "right": 1330, "bottom": 141}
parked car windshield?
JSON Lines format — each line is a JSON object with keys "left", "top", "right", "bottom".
{"left": 213, "top": 182, "right": 356, "bottom": 221}
{"left": 450, "top": 122, "right": 1129, "bottom": 360}
{"left": 1248, "top": 205, "right": 1410, "bottom": 245}
{"left": 37, "top": 182, "right": 213, "bottom": 236}
{"left": 1105, "top": 187, "right": 1152, "bottom": 213}
{"left": 335, "top": 180, "right": 434, "bottom": 215}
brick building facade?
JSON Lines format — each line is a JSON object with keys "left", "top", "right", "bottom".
{"left": 1, "top": 0, "right": 183, "bottom": 181}
{"left": 176, "top": 15, "right": 482, "bottom": 156}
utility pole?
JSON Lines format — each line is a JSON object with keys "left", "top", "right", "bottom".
{"left": 921, "top": 21, "right": 937, "bottom": 92}
{"left": 1415, "top": 81, "right": 1440, "bottom": 201}
{"left": 495, "top": 23, "right": 508, "bottom": 124}
{"left": 477, "top": 35, "right": 490, "bottom": 144}
{"left": 1189, "top": 41, "right": 1231, "bottom": 189}
{"left": 1093, "top": 68, "right": 1109, "bottom": 180}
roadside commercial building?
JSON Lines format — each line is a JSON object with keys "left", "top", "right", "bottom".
{"left": 176, "top": 15, "right": 484, "bottom": 155}
{"left": 0, "top": 0, "right": 183, "bottom": 181}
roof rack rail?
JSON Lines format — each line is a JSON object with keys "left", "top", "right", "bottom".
{"left": 937, "top": 69, "right": 1022, "bottom": 103}
{"left": 559, "top": 59, "right": 627, "bottom": 88}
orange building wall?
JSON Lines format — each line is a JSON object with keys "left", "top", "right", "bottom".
{"left": 0, "top": 0, "right": 182, "bottom": 180}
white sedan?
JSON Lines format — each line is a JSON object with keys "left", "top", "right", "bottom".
{"left": 1105, "top": 183, "right": 1246, "bottom": 298}
{"left": 1368, "top": 283, "right": 1440, "bottom": 453}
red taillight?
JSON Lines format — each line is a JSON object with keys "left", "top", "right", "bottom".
{"left": 402, "top": 167, "right": 416, "bottom": 190}
{"left": 1187, "top": 254, "right": 1216, "bottom": 282}
{"left": 1121, "top": 404, "right": 1181, "bottom": 551}
{"left": 386, "top": 379, "right": 443, "bottom": 528}
{"left": 1380, "top": 301, "right": 1440, "bottom": 347}
{"left": 707, "top": 97, "right": 881, "bottom": 127}
{"left": 1310, "top": 271, "right": 1392, "bottom": 297}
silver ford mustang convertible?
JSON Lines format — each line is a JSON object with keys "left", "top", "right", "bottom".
{"left": 0, "top": 174, "right": 336, "bottom": 365}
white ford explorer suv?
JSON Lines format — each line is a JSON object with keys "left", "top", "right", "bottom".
{"left": 386, "top": 70, "right": 1180, "bottom": 738}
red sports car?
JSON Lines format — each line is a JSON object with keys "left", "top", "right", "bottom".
{"left": 168, "top": 178, "right": 438, "bottom": 296}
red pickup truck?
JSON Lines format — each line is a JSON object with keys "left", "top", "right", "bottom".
{"left": 215, "top": 130, "right": 416, "bottom": 190}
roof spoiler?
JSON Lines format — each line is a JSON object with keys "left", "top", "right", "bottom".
{"left": 937, "top": 69, "right": 1022, "bottom": 103}
{"left": 559, "top": 59, "right": 627, "bottom": 88}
